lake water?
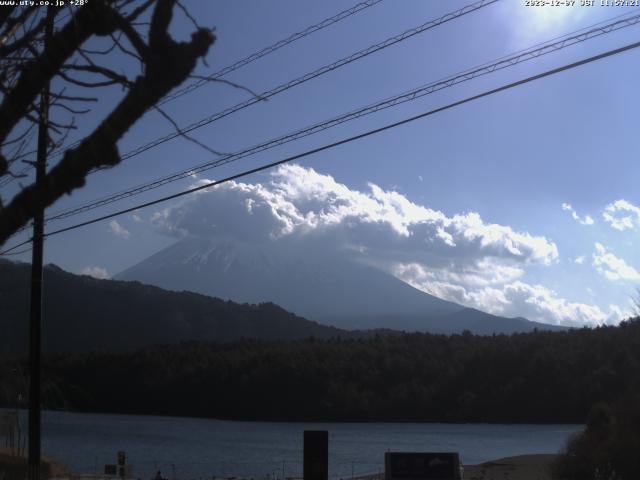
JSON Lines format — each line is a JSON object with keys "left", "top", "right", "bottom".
{"left": 29, "top": 410, "right": 582, "bottom": 480}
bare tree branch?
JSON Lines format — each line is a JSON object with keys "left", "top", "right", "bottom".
{"left": 153, "top": 105, "right": 227, "bottom": 157}
{"left": 176, "top": 0, "right": 200, "bottom": 30}
{"left": 189, "top": 74, "right": 265, "bottom": 100}
{"left": 0, "top": 2, "right": 121, "bottom": 155}
{"left": 0, "top": 7, "right": 36, "bottom": 45}
{"left": 80, "top": 33, "right": 121, "bottom": 56}
{"left": 54, "top": 93, "right": 99, "bottom": 103}
{"left": 125, "top": 0, "right": 156, "bottom": 22}
{"left": 0, "top": 0, "right": 215, "bottom": 244}
{"left": 51, "top": 102, "right": 91, "bottom": 115}
{"left": 57, "top": 70, "right": 127, "bottom": 88}
{"left": 109, "top": 31, "right": 144, "bottom": 63}
{"left": 0, "top": 10, "right": 56, "bottom": 58}
{"left": 62, "top": 63, "right": 134, "bottom": 87}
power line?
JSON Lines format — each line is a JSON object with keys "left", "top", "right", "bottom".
{"left": 0, "top": 245, "right": 32, "bottom": 256}
{"left": 4, "top": 0, "right": 499, "bottom": 202}
{"left": 42, "top": 10, "right": 640, "bottom": 224}
{"left": 0, "top": 237, "right": 32, "bottom": 256}
{"left": 0, "top": 0, "right": 384, "bottom": 187}
{"left": 159, "top": 0, "right": 385, "bottom": 105}
{"left": 112, "top": 0, "right": 499, "bottom": 160}
{"left": 2, "top": 37, "right": 634, "bottom": 250}
{"left": 45, "top": 0, "right": 498, "bottom": 165}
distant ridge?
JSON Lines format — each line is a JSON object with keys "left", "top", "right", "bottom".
{"left": 117, "top": 235, "right": 565, "bottom": 334}
{"left": 116, "top": 236, "right": 463, "bottom": 320}
{"left": 0, "top": 257, "right": 564, "bottom": 355}
{"left": 0, "top": 259, "right": 346, "bottom": 354}
{"left": 324, "top": 308, "right": 563, "bottom": 335}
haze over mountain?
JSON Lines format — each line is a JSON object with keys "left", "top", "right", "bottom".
{"left": 116, "top": 235, "right": 564, "bottom": 334}
{"left": 110, "top": 164, "right": 601, "bottom": 330}
{"left": 0, "top": 250, "right": 562, "bottom": 356}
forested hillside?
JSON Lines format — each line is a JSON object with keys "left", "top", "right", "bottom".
{"left": 0, "top": 260, "right": 562, "bottom": 348}
{"left": 0, "top": 260, "right": 346, "bottom": 353}
{"left": 4, "top": 319, "right": 637, "bottom": 423}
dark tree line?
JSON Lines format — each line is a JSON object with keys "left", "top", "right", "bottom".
{"left": 552, "top": 396, "right": 640, "bottom": 480}
{"left": 2, "top": 318, "right": 639, "bottom": 423}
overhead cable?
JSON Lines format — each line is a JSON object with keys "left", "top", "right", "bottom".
{"left": 45, "top": 0, "right": 498, "bottom": 165}
{"left": 0, "top": 0, "right": 385, "bottom": 187}
{"left": 43, "top": 11, "right": 640, "bottom": 223}
{"left": 1, "top": 36, "right": 635, "bottom": 256}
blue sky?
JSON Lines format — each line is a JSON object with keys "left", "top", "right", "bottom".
{"left": 3, "top": 0, "right": 640, "bottom": 326}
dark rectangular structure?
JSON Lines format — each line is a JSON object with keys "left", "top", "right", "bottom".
{"left": 303, "top": 430, "right": 328, "bottom": 480}
{"left": 384, "top": 452, "right": 461, "bottom": 480}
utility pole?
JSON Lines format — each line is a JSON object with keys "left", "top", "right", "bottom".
{"left": 28, "top": 8, "right": 53, "bottom": 480}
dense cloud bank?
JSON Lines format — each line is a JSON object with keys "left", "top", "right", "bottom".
{"left": 150, "top": 165, "right": 623, "bottom": 326}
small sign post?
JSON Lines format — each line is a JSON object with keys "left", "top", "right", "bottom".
{"left": 117, "top": 451, "right": 126, "bottom": 479}
{"left": 303, "top": 431, "right": 328, "bottom": 480}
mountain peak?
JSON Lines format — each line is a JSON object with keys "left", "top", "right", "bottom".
{"left": 117, "top": 236, "right": 563, "bottom": 333}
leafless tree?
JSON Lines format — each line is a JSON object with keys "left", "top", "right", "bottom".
{"left": 0, "top": 0, "right": 215, "bottom": 246}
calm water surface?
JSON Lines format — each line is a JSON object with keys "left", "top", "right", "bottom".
{"left": 32, "top": 410, "right": 582, "bottom": 480}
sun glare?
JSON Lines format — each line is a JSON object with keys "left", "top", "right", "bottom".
{"left": 505, "top": 3, "right": 590, "bottom": 45}
{"left": 529, "top": 6, "right": 576, "bottom": 26}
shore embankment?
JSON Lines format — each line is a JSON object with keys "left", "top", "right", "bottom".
{"left": 1, "top": 448, "right": 559, "bottom": 480}
{"left": 463, "top": 454, "right": 557, "bottom": 480}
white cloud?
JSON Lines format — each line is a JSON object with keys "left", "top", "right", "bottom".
{"left": 394, "top": 265, "right": 623, "bottom": 327}
{"left": 574, "top": 255, "right": 585, "bottom": 265}
{"left": 592, "top": 243, "right": 640, "bottom": 282}
{"left": 603, "top": 199, "right": 640, "bottom": 231}
{"left": 80, "top": 266, "right": 109, "bottom": 279}
{"left": 393, "top": 260, "right": 524, "bottom": 290}
{"left": 152, "top": 165, "right": 558, "bottom": 270}
{"left": 496, "top": 281, "right": 623, "bottom": 327}
{"left": 109, "top": 220, "right": 130, "bottom": 239}
{"left": 562, "top": 203, "right": 594, "bottom": 226}
{"left": 150, "top": 164, "right": 613, "bottom": 324}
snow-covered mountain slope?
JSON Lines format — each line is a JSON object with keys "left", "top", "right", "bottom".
{"left": 116, "top": 236, "right": 463, "bottom": 322}
{"left": 116, "top": 236, "right": 563, "bottom": 334}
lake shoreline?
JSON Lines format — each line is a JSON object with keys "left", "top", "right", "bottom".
{"left": 7, "top": 410, "right": 580, "bottom": 479}
{"left": 464, "top": 454, "right": 558, "bottom": 480}
{"left": 0, "top": 452, "right": 560, "bottom": 480}
{"left": 352, "top": 454, "right": 559, "bottom": 480}
{"left": 4, "top": 406, "right": 587, "bottom": 426}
